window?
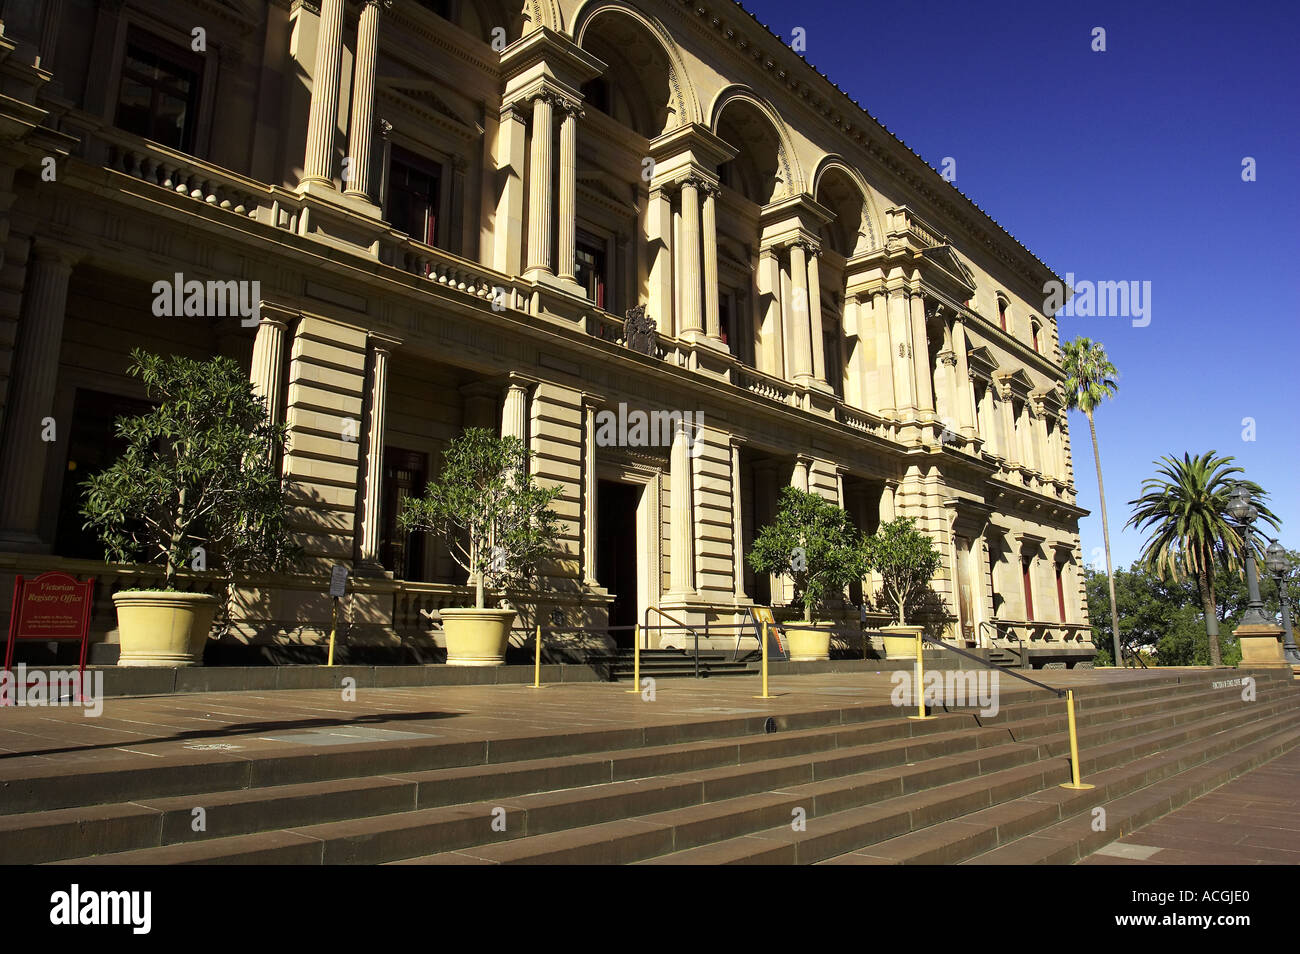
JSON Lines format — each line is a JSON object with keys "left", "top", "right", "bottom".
{"left": 1022, "top": 558, "right": 1035, "bottom": 620}
{"left": 114, "top": 30, "right": 203, "bottom": 152}
{"left": 380, "top": 448, "right": 428, "bottom": 581}
{"left": 413, "top": 0, "right": 453, "bottom": 18}
{"left": 1031, "top": 320, "right": 1041, "bottom": 353}
{"left": 1056, "top": 563, "right": 1068, "bottom": 622}
{"left": 997, "top": 297, "right": 1008, "bottom": 333}
{"left": 575, "top": 229, "right": 608, "bottom": 309}
{"left": 387, "top": 146, "right": 442, "bottom": 248}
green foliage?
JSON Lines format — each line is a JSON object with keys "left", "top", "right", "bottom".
{"left": 80, "top": 349, "right": 300, "bottom": 591}
{"left": 747, "top": 486, "right": 862, "bottom": 623}
{"left": 398, "top": 427, "right": 562, "bottom": 610}
{"left": 1125, "top": 451, "right": 1277, "bottom": 665}
{"left": 1061, "top": 337, "right": 1118, "bottom": 416}
{"left": 860, "top": 516, "right": 942, "bottom": 626}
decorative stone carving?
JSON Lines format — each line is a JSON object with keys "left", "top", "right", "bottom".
{"left": 624, "top": 305, "right": 657, "bottom": 356}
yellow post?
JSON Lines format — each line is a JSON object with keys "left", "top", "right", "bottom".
{"left": 1060, "top": 689, "right": 1095, "bottom": 789}
{"left": 754, "top": 620, "right": 771, "bottom": 699}
{"left": 326, "top": 597, "right": 338, "bottom": 667}
{"left": 907, "top": 627, "right": 935, "bottom": 720}
{"left": 531, "top": 623, "right": 543, "bottom": 689}
{"left": 625, "top": 624, "right": 641, "bottom": 693}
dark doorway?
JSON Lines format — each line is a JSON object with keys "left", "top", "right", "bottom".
{"left": 380, "top": 447, "right": 427, "bottom": 581}
{"left": 596, "top": 479, "right": 640, "bottom": 645}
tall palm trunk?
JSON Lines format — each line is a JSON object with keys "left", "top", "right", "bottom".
{"left": 1087, "top": 411, "right": 1123, "bottom": 665}
{"left": 1196, "top": 556, "right": 1222, "bottom": 666}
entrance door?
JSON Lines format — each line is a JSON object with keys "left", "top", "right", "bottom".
{"left": 597, "top": 479, "right": 641, "bottom": 646}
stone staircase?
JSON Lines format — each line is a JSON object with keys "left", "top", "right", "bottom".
{"left": 599, "top": 648, "right": 757, "bottom": 681}
{"left": 2, "top": 669, "right": 1296, "bottom": 865}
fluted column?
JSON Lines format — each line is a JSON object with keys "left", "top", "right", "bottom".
{"left": 871, "top": 290, "right": 895, "bottom": 417}
{"left": 758, "top": 247, "right": 784, "bottom": 377}
{"left": 806, "top": 245, "right": 826, "bottom": 382}
{"left": 501, "top": 374, "right": 531, "bottom": 444}
{"left": 301, "top": 0, "right": 346, "bottom": 186}
{"left": 702, "top": 184, "right": 721, "bottom": 340}
{"left": 646, "top": 186, "right": 674, "bottom": 334}
{"left": 357, "top": 334, "right": 398, "bottom": 567}
{"left": 910, "top": 292, "right": 934, "bottom": 416}
{"left": 0, "top": 244, "right": 77, "bottom": 543}
{"left": 887, "top": 288, "right": 914, "bottom": 413}
{"left": 525, "top": 93, "right": 555, "bottom": 278}
{"left": 879, "top": 479, "right": 897, "bottom": 524}
{"left": 999, "top": 387, "right": 1019, "bottom": 467}
{"left": 678, "top": 177, "right": 703, "bottom": 335}
{"left": 249, "top": 315, "right": 289, "bottom": 428}
{"left": 788, "top": 242, "right": 812, "bottom": 380}
{"left": 343, "top": 0, "right": 387, "bottom": 200}
{"left": 668, "top": 418, "right": 695, "bottom": 596}
{"left": 556, "top": 101, "right": 581, "bottom": 282}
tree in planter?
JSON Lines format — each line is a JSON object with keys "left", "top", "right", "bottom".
{"left": 397, "top": 428, "right": 562, "bottom": 611}
{"left": 80, "top": 349, "right": 300, "bottom": 591}
{"left": 860, "top": 516, "right": 942, "bottom": 626}
{"left": 747, "top": 486, "right": 862, "bottom": 623}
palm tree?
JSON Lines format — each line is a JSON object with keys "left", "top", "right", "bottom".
{"left": 1061, "top": 337, "right": 1123, "bottom": 665}
{"left": 1126, "top": 452, "right": 1277, "bottom": 666}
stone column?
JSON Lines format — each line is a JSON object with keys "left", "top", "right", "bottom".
{"left": 0, "top": 243, "right": 77, "bottom": 544}
{"left": 730, "top": 437, "right": 746, "bottom": 598}
{"left": 806, "top": 245, "right": 826, "bottom": 382}
{"left": 493, "top": 103, "right": 528, "bottom": 275}
{"left": 788, "top": 242, "right": 812, "bottom": 380}
{"left": 301, "top": 0, "right": 346, "bottom": 186}
{"left": 525, "top": 93, "right": 555, "bottom": 279}
{"left": 678, "top": 177, "right": 703, "bottom": 335}
{"left": 887, "top": 288, "right": 914, "bottom": 414}
{"left": 879, "top": 479, "right": 897, "bottom": 523}
{"left": 668, "top": 418, "right": 695, "bottom": 596}
{"left": 646, "top": 186, "right": 674, "bottom": 334}
{"left": 702, "top": 184, "right": 721, "bottom": 340}
{"left": 582, "top": 394, "right": 603, "bottom": 586}
{"left": 342, "top": 0, "right": 386, "bottom": 200}
{"left": 952, "top": 319, "right": 976, "bottom": 437}
{"left": 909, "top": 292, "right": 934, "bottom": 416}
{"left": 979, "top": 383, "right": 997, "bottom": 454}
{"left": 39, "top": 0, "right": 64, "bottom": 72}
{"left": 758, "top": 246, "right": 784, "bottom": 377}
{"left": 501, "top": 374, "right": 531, "bottom": 444}
{"left": 871, "top": 290, "right": 895, "bottom": 417}
{"left": 999, "top": 386, "right": 1019, "bottom": 467}
{"left": 556, "top": 101, "right": 581, "bottom": 282}
{"left": 1035, "top": 408, "right": 1051, "bottom": 476}
{"left": 792, "top": 455, "right": 810, "bottom": 493}
{"left": 250, "top": 314, "right": 289, "bottom": 428}
{"left": 357, "top": 334, "right": 399, "bottom": 568}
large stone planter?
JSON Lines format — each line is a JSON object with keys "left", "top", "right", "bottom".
{"left": 784, "top": 625, "right": 831, "bottom": 662}
{"left": 112, "top": 591, "right": 217, "bottom": 667}
{"left": 440, "top": 607, "right": 516, "bottom": 666}
{"left": 881, "top": 624, "right": 924, "bottom": 660}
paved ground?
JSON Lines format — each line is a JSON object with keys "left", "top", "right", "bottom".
{"left": 1081, "top": 745, "right": 1300, "bottom": 866}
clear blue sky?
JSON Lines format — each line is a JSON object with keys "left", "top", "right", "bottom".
{"left": 742, "top": 0, "right": 1300, "bottom": 568}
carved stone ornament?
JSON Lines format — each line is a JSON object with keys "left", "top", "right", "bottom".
{"left": 624, "top": 305, "right": 657, "bottom": 356}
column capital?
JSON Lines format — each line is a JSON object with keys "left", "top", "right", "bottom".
{"left": 367, "top": 331, "right": 402, "bottom": 355}
{"left": 29, "top": 238, "right": 84, "bottom": 268}
{"left": 505, "top": 370, "right": 538, "bottom": 391}
{"left": 581, "top": 390, "right": 606, "bottom": 409}
{"left": 361, "top": 0, "right": 393, "bottom": 9}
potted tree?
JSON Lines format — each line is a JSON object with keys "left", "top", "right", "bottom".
{"left": 747, "top": 486, "right": 862, "bottom": 661}
{"left": 398, "top": 427, "right": 561, "bottom": 666}
{"left": 860, "top": 516, "right": 942, "bottom": 658}
{"left": 81, "top": 349, "right": 298, "bottom": 666}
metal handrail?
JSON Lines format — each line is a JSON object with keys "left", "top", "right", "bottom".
{"left": 643, "top": 606, "right": 706, "bottom": 677}
{"left": 919, "top": 632, "right": 1065, "bottom": 698}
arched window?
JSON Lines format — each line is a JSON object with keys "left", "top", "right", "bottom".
{"left": 997, "top": 295, "right": 1009, "bottom": 333}
{"left": 1031, "top": 319, "right": 1042, "bottom": 353}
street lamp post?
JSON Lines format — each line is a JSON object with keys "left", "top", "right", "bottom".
{"left": 1263, "top": 540, "right": 1300, "bottom": 665}
{"left": 1226, "top": 485, "right": 1270, "bottom": 627}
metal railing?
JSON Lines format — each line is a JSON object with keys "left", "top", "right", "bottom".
{"left": 643, "top": 607, "right": 706, "bottom": 678}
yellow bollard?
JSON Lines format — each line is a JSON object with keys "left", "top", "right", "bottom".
{"left": 754, "top": 621, "right": 771, "bottom": 699}
{"left": 1060, "top": 689, "right": 1095, "bottom": 790}
{"left": 907, "top": 628, "right": 935, "bottom": 720}
{"left": 326, "top": 596, "right": 338, "bottom": 668}
{"left": 530, "top": 624, "right": 543, "bottom": 689}
{"left": 625, "top": 624, "right": 641, "bottom": 693}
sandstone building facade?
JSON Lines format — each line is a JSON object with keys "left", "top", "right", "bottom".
{"left": 0, "top": 0, "right": 1094, "bottom": 665}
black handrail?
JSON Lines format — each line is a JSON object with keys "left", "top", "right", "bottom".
{"left": 644, "top": 606, "right": 704, "bottom": 677}
{"left": 918, "top": 631, "right": 1065, "bottom": 698}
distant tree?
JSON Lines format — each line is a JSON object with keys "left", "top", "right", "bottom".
{"left": 1126, "top": 452, "right": 1277, "bottom": 666}
{"left": 1061, "top": 337, "right": 1123, "bottom": 666}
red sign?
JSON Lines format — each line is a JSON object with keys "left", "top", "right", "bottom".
{"left": 3, "top": 572, "right": 95, "bottom": 701}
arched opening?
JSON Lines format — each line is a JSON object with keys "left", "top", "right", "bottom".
{"left": 715, "top": 98, "right": 783, "bottom": 206}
